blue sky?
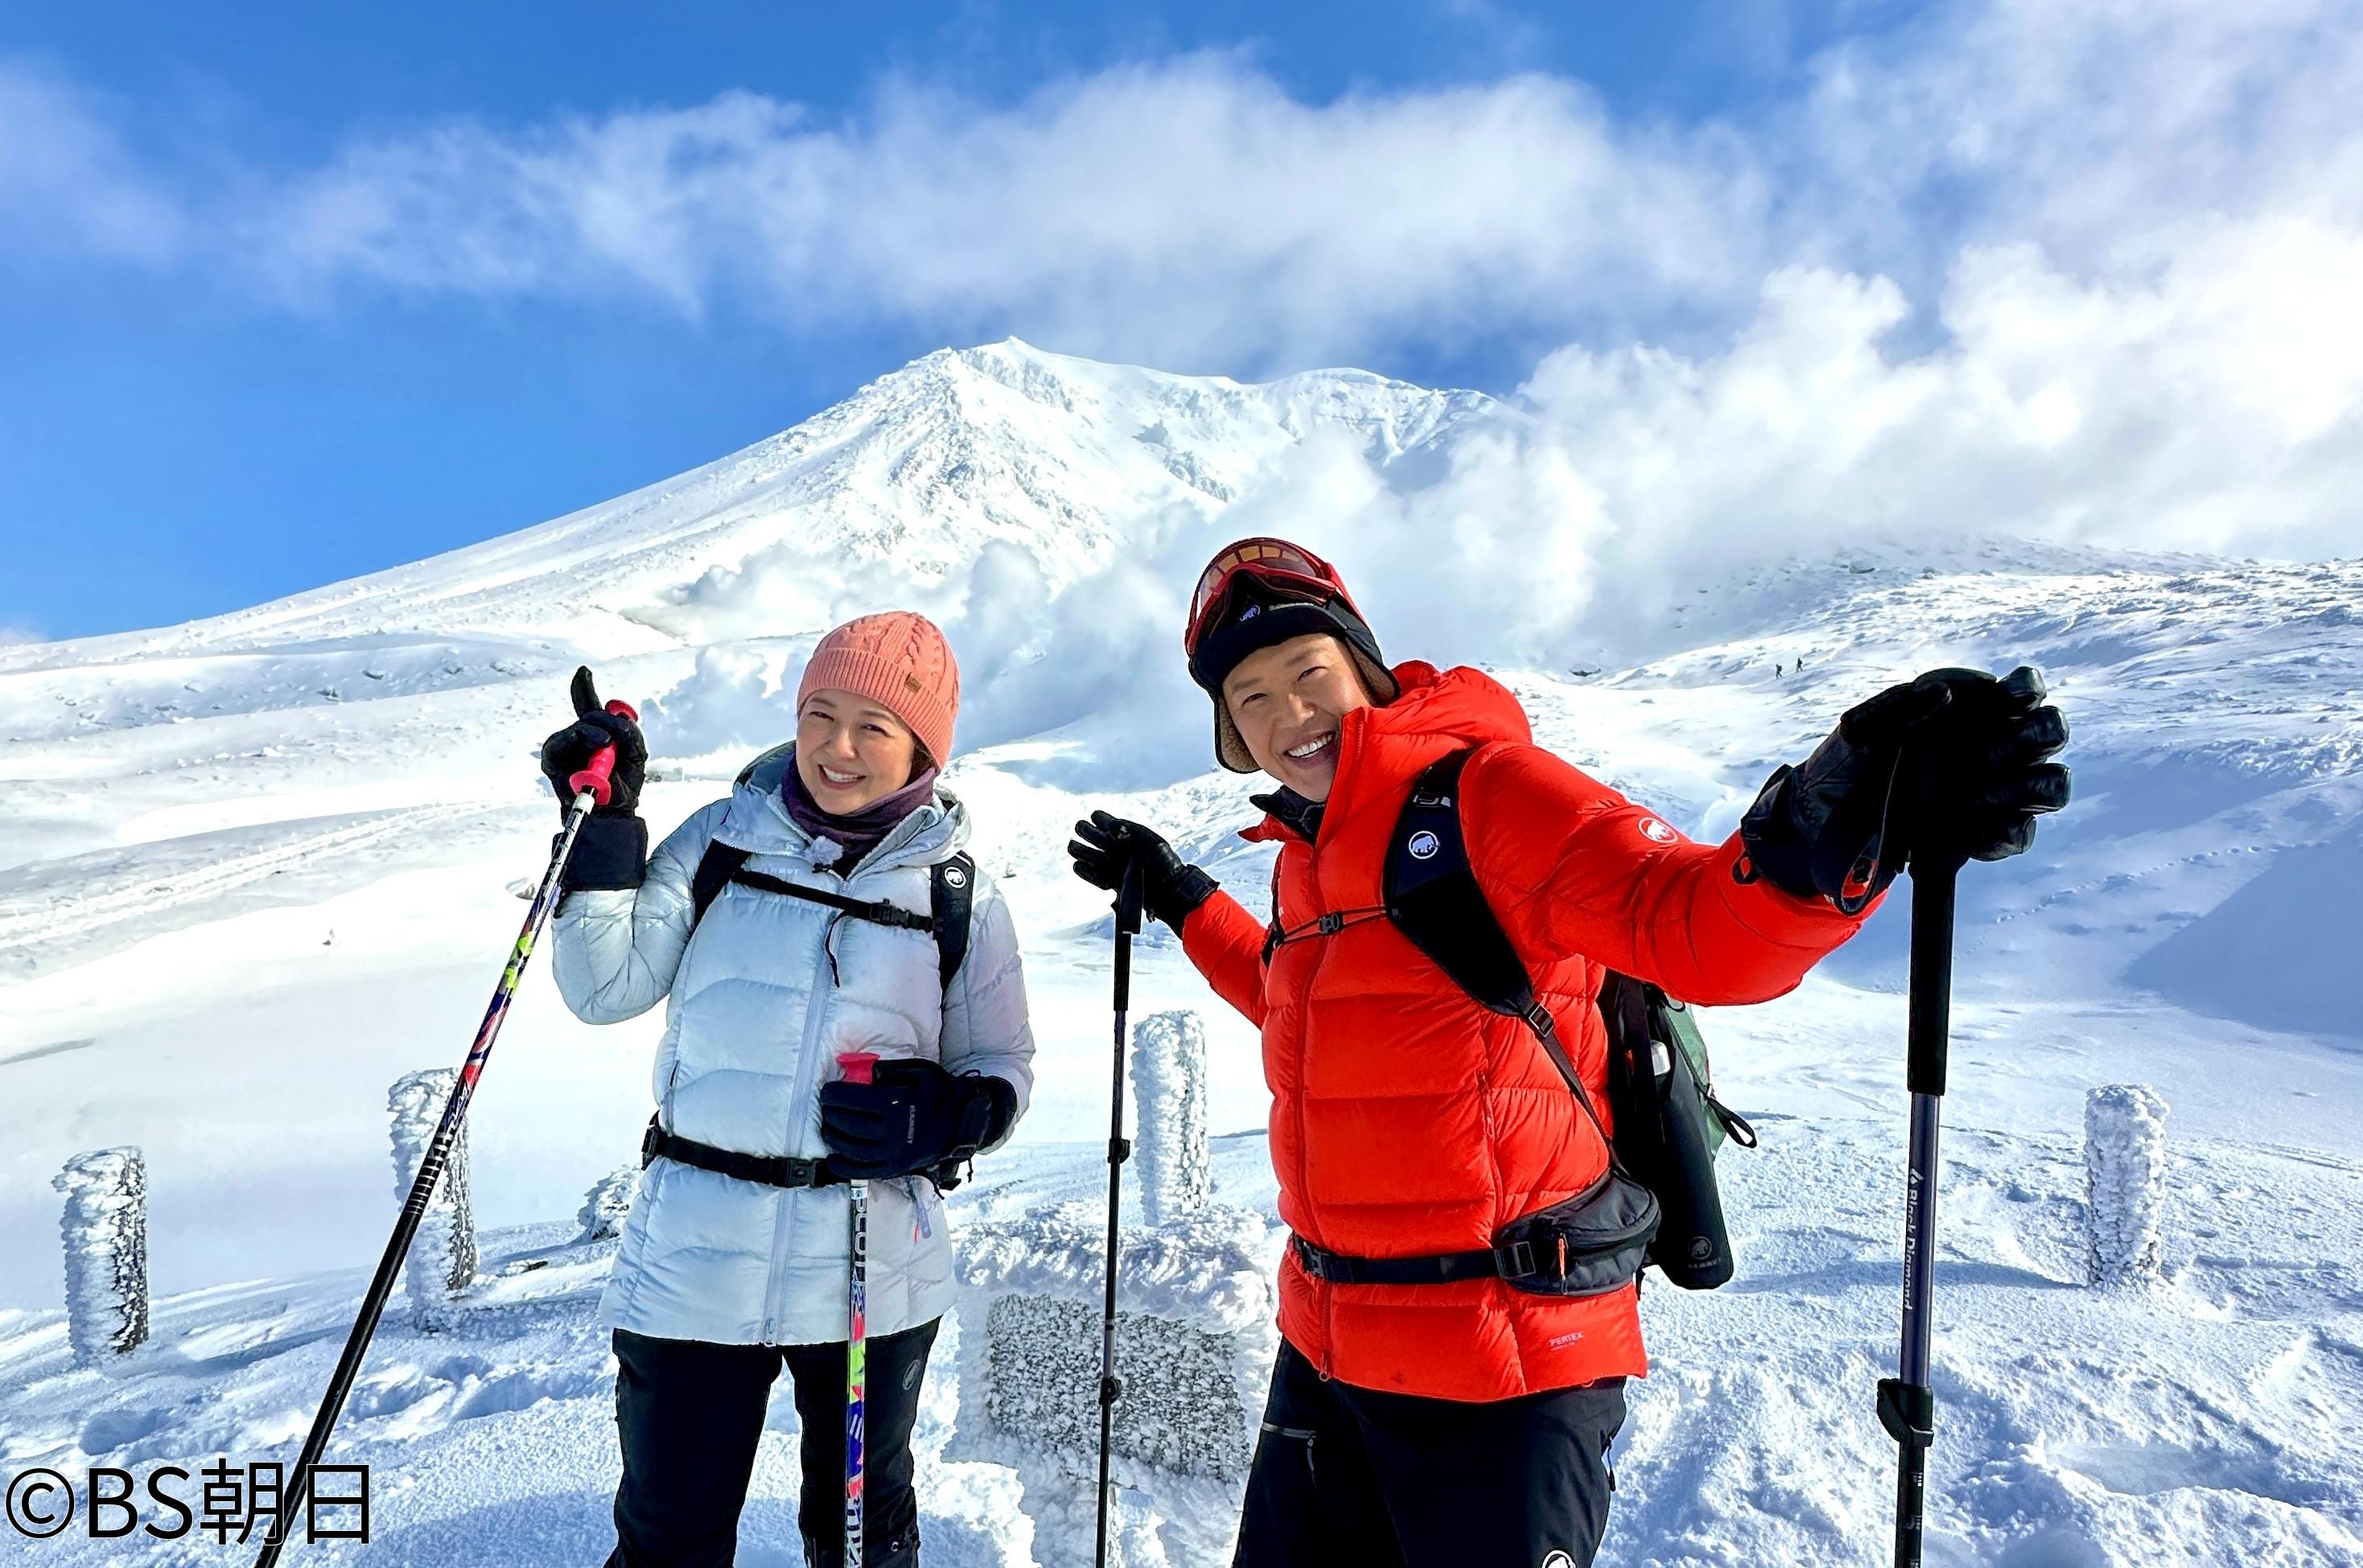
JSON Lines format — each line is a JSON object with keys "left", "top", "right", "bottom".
{"left": 3, "top": 1, "right": 2355, "bottom": 640}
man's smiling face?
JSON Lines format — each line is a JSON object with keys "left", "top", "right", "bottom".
{"left": 1221, "top": 632, "right": 1374, "bottom": 801}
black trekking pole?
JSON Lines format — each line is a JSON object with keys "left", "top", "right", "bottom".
{"left": 1877, "top": 833, "right": 1966, "bottom": 1568}
{"left": 1093, "top": 858, "right": 1145, "bottom": 1568}
{"left": 252, "top": 699, "right": 636, "bottom": 1567}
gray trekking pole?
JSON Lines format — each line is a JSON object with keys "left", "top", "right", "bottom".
{"left": 252, "top": 697, "right": 635, "bottom": 1567}
{"left": 1093, "top": 858, "right": 1145, "bottom": 1568}
{"left": 1877, "top": 832, "right": 1966, "bottom": 1568}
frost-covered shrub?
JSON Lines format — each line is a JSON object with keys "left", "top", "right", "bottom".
{"left": 2086, "top": 1084, "right": 2170, "bottom": 1287}
{"left": 950, "top": 1204, "right": 1282, "bottom": 1568}
{"left": 577, "top": 1166, "right": 640, "bottom": 1243}
{"left": 54, "top": 1148, "right": 147, "bottom": 1364}
{"left": 1132, "top": 1011, "right": 1210, "bottom": 1224}
{"left": 389, "top": 1069, "right": 476, "bottom": 1327}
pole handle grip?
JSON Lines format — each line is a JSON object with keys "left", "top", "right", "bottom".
{"left": 838, "top": 1051, "right": 879, "bottom": 1085}
{"left": 567, "top": 699, "right": 639, "bottom": 806}
{"left": 1114, "top": 857, "right": 1145, "bottom": 938}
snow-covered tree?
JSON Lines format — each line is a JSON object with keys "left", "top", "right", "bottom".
{"left": 2086, "top": 1084, "right": 2171, "bottom": 1287}
{"left": 388, "top": 1068, "right": 477, "bottom": 1327}
{"left": 576, "top": 1166, "right": 640, "bottom": 1243}
{"left": 53, "top": 1147, "right": 148, "bottom": 1364}
{"left": 1132, "top": 1011, "right": 1210, "bottom": 1224}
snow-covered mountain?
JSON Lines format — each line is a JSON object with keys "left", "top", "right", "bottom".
{"left": 2, "top": 341, "right": 2358, "bottom": 1566}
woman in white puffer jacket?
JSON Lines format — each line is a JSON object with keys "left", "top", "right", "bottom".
{"left": 540, "top": 612, "right": 1035, "bottom": 1568}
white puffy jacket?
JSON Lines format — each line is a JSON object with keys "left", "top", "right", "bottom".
{"left": 553, "top": 750, "right": 1035, "bottom": 1345}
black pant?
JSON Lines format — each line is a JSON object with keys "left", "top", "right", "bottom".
{"left": 605, "top": 1319, "right": 938, "bottom": 1568}
{"left": 1233, "top": 1341, "right": 1625, "bottom": 1568}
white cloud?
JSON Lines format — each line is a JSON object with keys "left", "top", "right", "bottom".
{"left": 235, "top": 58, "right": 1768, "bottom": 367}
{"left": 7, "top": 3, "right": 2357, "bottom": 376}
{"left": 0, "top": 58, "right": 185, "bottom": 263}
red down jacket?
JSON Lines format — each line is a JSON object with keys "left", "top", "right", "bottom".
{"left": 1180, "top": 661, "right": 1871, "bottom": 1401}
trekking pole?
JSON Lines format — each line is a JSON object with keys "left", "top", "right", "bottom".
{"left": 1093, "top": 858, "right": 1145, "bottom": 1568}
{"left": 252, "top": 699, "right": 636, "bottom": 1568}
{"left": 838, "top": 1050, "right": 879, "bottom": 1568}
{"left": 1877, "top": 837, "right": 1966, "bottom": 1568}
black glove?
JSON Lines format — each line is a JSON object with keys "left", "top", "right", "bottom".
{"left": 819, "top": 1059, "right": 1017, "bottom": 1181}
{"left": 541, "top": 666, "right": 649, "bottom": 891}
{"left": 541, "top": 666, "right": 647, "bottom": 813}
{"left": 1741, "top": 665, "right": 2070, "bottom": 911}
{"left": 1067, "top": 811, "right": 1220, "bottom": 931}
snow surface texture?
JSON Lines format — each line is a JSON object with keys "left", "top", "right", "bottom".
{"left": 949, "top": 1203, "right": 1283, "bottom": 1567}
{"left": 2087, "top": 1084, "right": 2172, "bottom": 1289}
{"left": 1130, "top": 1011, "right": 1210, "bottom": 1225}
{"left": 4, "top": 340, "right": 2362, "bottom": 1563}
{"left": 575, "top": 1166, "right": 638, "bottom": 1245}
{"left": 389, "top": 1068, "right": 478, "bottom": 1331}
{"left": 49, "top": 1148, "right": 146, "bottom": 1365}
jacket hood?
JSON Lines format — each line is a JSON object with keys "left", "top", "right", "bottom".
{"left": 1239, "top": 661, "right": 1533, "bottom": 846}
{"left": 715, "top": 741, "right": 972, "bottom": 873}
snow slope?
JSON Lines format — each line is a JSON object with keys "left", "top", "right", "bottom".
{"left": 3, "top": 340, "right": 2359, "bottom": 1565}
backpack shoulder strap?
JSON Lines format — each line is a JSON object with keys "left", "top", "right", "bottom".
{"left": 931, "top": 853, "right": 975, "bottom": 990}
{"left": 1385, "top": 748, "right": 1537, "bottom": 1019}
{"left": 690, "top": 840, "right": 753, "bottom": 930}
{"left": 1385, "top": 748, "right": 1621, "bottom": 1156}
{"left": 691, "top": 840, "right": 974, "bottom": 993}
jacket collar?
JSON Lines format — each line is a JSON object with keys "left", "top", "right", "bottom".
{"left": 1237, "top": 661, "right": 1533, "bottom": 846}
{"left": 715, "top": 743, "right": 970, "bottom": 875}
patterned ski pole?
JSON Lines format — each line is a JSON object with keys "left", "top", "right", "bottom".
{"left": 253, "top": 699, "right": 636, "bottom": 1568}
{"left": 839, "top": 1050, "right": 880, "bottom": 1568}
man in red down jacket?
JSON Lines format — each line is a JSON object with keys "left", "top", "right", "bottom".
{"left": 1069, "top": 538, "right": 2069, "bottom": 1568}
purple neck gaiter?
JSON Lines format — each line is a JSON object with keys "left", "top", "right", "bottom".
{"left": 780, "top": 746, "right": 941, "bottom": 867}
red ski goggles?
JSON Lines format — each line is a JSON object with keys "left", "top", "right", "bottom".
{"left": 1184, "top": 538, "right": 1366, "bottom": 655}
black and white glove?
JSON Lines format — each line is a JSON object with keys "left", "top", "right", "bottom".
{"left": 819, "top": 1059, "right": 1016, "bottom": 1181}
{"left": 1066, "top": 812, "right": 1219, "bottom": 931}
{"left": 539, "top": 666, "right": 650, "bottom": 891}
{"left": 1741, "top": 665, "right": 2070, "bottom": 911}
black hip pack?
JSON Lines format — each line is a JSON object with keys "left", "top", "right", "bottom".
{"left": 1274, "top": 747, "right": 1756, "bottom": 1297}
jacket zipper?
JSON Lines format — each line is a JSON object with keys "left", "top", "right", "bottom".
{"left": 1290, "top": 800, "right": 1344, "bottom": 1380}
{"left": 763, "top": 869, "right": 842, "bottom": 1342}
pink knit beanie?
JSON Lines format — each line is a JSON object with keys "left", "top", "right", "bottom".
{"left": 795, "top": 611, "right": 961, "bottom": 766}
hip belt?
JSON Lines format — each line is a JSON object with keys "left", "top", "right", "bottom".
{"left": 640, "top": 1114, "right": 847, "bottom": 1190}
{"left": 1289, "top": 1169, "right": 1659, "bottom": 1299}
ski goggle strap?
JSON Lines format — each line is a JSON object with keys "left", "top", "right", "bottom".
{"left": 1185, "top": 538, "right": 1362, "bottom": 653}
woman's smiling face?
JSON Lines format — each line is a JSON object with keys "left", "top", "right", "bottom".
{"left": 1221, "top": 633, "right": 1373, "bottom": 801}
{"left": 794, "top": 688, "right": 921, "bottom": 814}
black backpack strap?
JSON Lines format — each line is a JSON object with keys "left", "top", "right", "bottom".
{"left": 690, "top": 838, "right": 971, "bottom": 991}
{"left": 690, "top": 841, "right": 753, "bottom": 928}
{"left": 727, "top": 869, "right": 935, "bottom": 932}
{"left": 1385, "top": 748, "right": 1622, "bottom": 1165}
{"left": 1261, "top": 860, "right": 1284, "bottom": 965}
{"left": 932, "top": 854, "right": 974, "bottom": 989}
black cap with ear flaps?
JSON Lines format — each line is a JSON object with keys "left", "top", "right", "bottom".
{"left": 1187, "top": 584, "right": 1398, "bottom": 773}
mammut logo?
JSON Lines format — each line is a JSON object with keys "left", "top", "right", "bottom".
{"left": 1639, "top": 818, "right": 1677, "bottom": 844}
{"left": 943, "top": 864, "right": 969, "bottom": 889}
{"left": 1407, "top": 829, "right": 1441, "bottom": 860}
{"left": 1542, "top": 1552, "right": 1576, "bottom": 1568}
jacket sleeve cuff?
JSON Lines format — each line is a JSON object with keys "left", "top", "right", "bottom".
{"left": 558, "top": 813, "right": 649, "bottom": 892}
